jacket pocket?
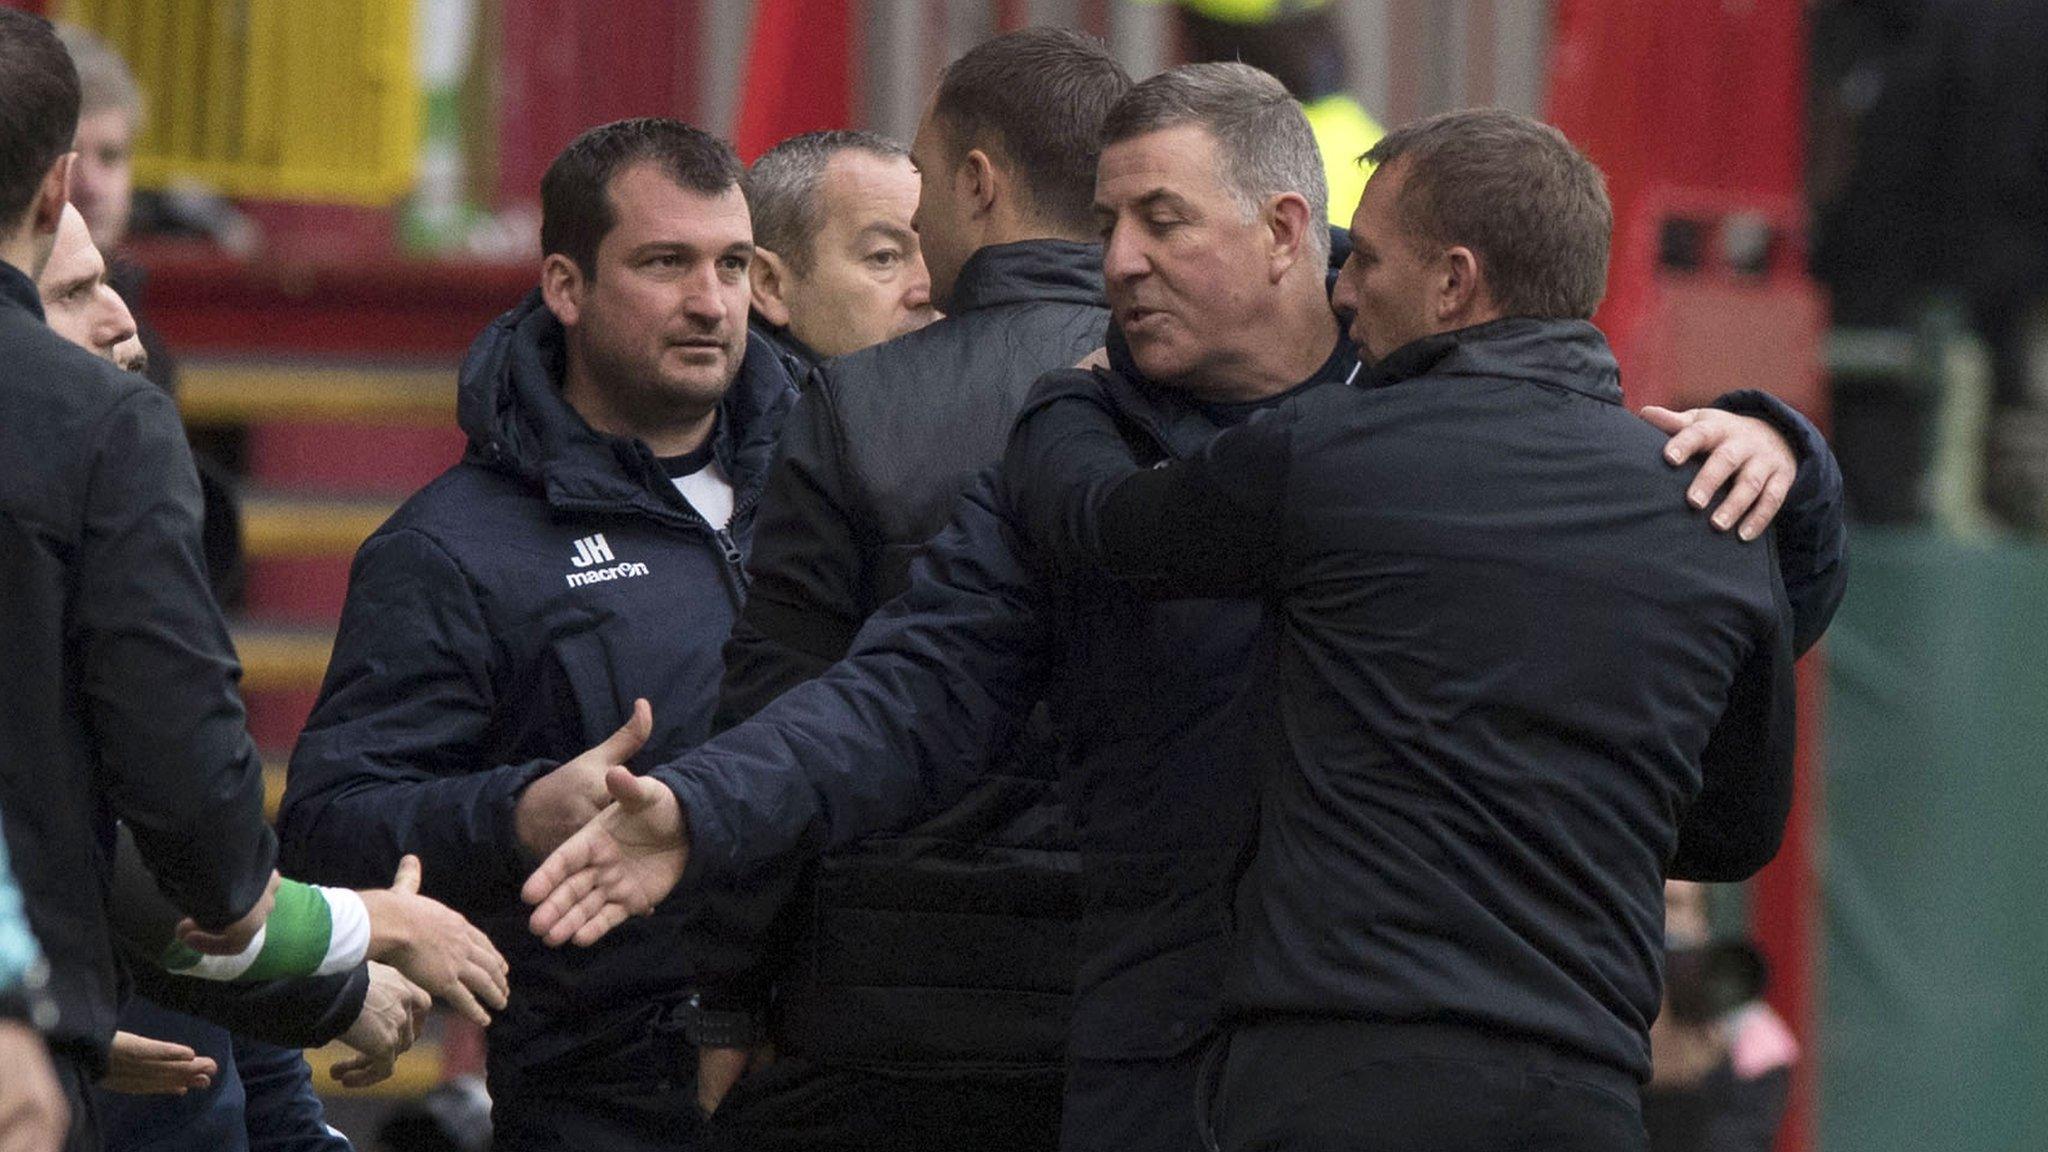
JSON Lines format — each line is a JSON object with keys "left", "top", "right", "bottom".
{"left": 545, "top": 627, "right": 622, "bottom": 748}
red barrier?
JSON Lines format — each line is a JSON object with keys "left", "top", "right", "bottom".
{"left": 1548, "top": 5, "right": 1824, "bottom": 1151}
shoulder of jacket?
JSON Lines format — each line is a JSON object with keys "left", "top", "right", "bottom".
{"left": 368, "top": 462, "right": 534, "bottom": 559}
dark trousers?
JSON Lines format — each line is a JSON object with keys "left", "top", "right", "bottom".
{"left": 1062, "top": 1046, "right": 1208, "bottom": 1152}
{"left": 1213, "top": 1020, "right": 1647, "bottom": 1152}
{"left": 51, "top": 1049, "right": 103, "bottom": 1152}
{"left": 702, "top": 1055, "right": 1064, "bottom": 1152}
{"left": 489, "top": 1079, "right": 707, "bottom": 1152}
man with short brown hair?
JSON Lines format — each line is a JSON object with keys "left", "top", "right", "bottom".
{"left": 278, "top": 117, "right": 799, "bottom": 1151}
{"left": 1004, "top": 103, "right": 1830, "bottom": 1150}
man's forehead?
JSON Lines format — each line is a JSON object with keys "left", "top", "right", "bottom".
{"left": 820, "top": 152, "right": 917, "bottom": 216}
{"left": 43, "top": 212, "right": 103, "bottom": 290}
{"left": 1095, "top": 124, "right": 1223, "bottom": 204}
{"left": 606, "top": 165, "right": 751, "bottom": 242}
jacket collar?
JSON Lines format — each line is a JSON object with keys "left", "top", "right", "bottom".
{"left": 749, "top": 317, "right": 822, "bottom": 380}
{"left": 1098, "top": 324, "right": 1358, "bottom": 458}
{"left": 0, "top": 260, "right": 43, "bottom": 320}
{"left": 1365, "top": 316, "right": 1622, "bottom": 404}
{"left": 456, "top": 289, "right": 796, "bottom": 522}
{"left": 943, "top": 239, "right": 1104, "bottom": 315}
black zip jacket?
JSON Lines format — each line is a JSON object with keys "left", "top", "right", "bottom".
{"left": 653, "top": 321, "right": 1842, "bottom": 1070}
{"left": 714, "top": 239, "right": 1105, "bottom": 1068}
{"left": 1003, "top": 317, "right": 1805, "bottom": 1081}
{"left": 276, "top": 290, "right": 796, "bottom": 1104}
{"left": 0, "top": 262, "right": 276, "bottom": 1071}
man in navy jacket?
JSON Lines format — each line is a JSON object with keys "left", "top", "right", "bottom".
{"left": 526, "top": 73, "right": 1845, "bottom": 1150}
{"left": 278, "top": 119, "right": 796, "bottom": 1151}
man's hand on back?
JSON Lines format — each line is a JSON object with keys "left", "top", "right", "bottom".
{"left": 514, "top": 699, "right": 653, "bottom": 858}
{"left": 1642, "top": 406, "right": 1798, "bottom": 541}
{"left": 523, "top": 761, "right": 690, "bottom": 948}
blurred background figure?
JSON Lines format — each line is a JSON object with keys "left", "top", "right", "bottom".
{"left": 1810, "top": 0, "right": 2048, "bottom": 534}
{"left": 56, "top": 20, "right": 246, "bottom": 604}
{"left": 1645, "top": 882, "right": 1801, "bottom": 1152}
{"left": 1166, "top": 0, "right": 1384, "bottom": 223}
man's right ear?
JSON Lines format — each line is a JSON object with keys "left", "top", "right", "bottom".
{"left": 31, "top": 153, "right": 73, "bottom": 239}
{"left": 540, "top": 252, "right": 584, "bottom": 327}
{"left": 749, "top": 249, "right": 793, "bottom": 328}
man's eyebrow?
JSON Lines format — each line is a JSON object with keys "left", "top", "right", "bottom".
{"left": 1132, "top": 188, "right": 1194, "bottom": 215}
{"left": 855, "top": 222, "right": 915, "bottom": 247}
{"left": 44, "top": 273, "right": 94, "bottom": 300}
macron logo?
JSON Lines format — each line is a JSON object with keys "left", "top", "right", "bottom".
{"left": 565, "top": 533, "right": 649, "bottom": 588}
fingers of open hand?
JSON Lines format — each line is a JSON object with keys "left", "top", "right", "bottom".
{"left": 331, "top": 1052, "right": 396, "bottom": 1089}
{"left": 103, "top": 1047, "right": 218, "bottom": 1094}
{"left": 521, "top": 829, "right": 593, "bottom": 910}
{"left": 1738, "top": 471, "right": 1794, "bottom": 541}
{"left": 1639, "top": 405, "right": 1697, "bottom": 435}
{"left": 537, "top": 870, "right": 609, "bottom": 947}
{"left": 570, "top": 901, "right": 635, "bottom": 949}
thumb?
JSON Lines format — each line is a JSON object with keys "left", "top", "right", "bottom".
{"left": 1639, "top": 405, "right": 1697, "bottom": 434}
{"left": 390, "top": 854, "right": 422, "bottom": 896}
{"left": 604, "top": 764, "right": 666, "bottom": 810}
{"left": 596, "top": 698, "right": 654, "bottom": 765}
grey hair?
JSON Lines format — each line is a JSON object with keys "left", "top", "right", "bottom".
{"left": 56, "top": 23, "right": 143, "bottom": 125}
{"left": 1362, "top": 108, "right": 1612, "bottom": 320}
{"left": 746, "top": 130, "right": 909, "bottom": 273}
{"left": 1102, "top": 62, "right": 1328, "bottom": 264}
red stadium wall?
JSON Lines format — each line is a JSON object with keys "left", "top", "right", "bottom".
{"left": 1549, "top": 5, "right": 1825, "bottom": 1152}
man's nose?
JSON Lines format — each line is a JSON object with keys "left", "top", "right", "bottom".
{"left": 1101, "top": 223, "right": 1147, "bottom": 284}
{"left": 904, "top": 259, "right": 933, "bottom": 312}
{"left": 1331, "top": 254, "right": 1361, "bottom": 314}
{"left": 95, "top": 285, "right": 137, "bottom": 355}
{"left": 681, "top": 271, "right": 729, "bottom": 325}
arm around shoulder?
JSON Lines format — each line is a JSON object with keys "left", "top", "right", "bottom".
{"left": 1711, "top": 390, "right": 1848, "bottom": 656}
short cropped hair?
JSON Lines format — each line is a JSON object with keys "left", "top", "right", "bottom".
{"left": 932, "top": 27, "right": 1130, "bottom": 233}
{"left": 540, "top": 117, "right": 744, "bottom": 277}
{"left": 0, "top": 9, "right": 82, "bottom": 225}
{"left": 1102, "top": 62, "right": 1328, "bottom": 263}
{"left": 1362, "top": 109, "right": 1612, "bottom": 320}
{"left": 748, "top": 130, "right": 908, "bottom": 273}
{"left": 56, "top": 23, "right": 142, "bottom": 124}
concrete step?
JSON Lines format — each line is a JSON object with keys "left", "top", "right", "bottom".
{"left": 233, "top": 624, "right": 332, "bottom": 753}
{"left": 180, "top": 363, "right": 455, "bottom": 427}
{"left": 240, "top": 492, "right": 396, "bottom": 623}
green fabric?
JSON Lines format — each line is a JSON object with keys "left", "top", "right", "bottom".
{"left": 241, "top": 878, "right": 332, "bottom": 981}
{"left": 1823, "top": 528, "right": 2048, "bottom": 1151}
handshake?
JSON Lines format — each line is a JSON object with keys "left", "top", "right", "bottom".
{"left": 514, "top": 699, "right": 697, "bottom": 950}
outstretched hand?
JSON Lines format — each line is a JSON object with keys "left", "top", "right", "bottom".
{"left": 523, "top": 763, "right": 690, "bottom": 948}
{"left": 1641, "top": 406, "right": 1798, "bottom": 541}
{"left": 100, "top": 1031, "right": 218, "bottom": 1095}
{"left": 360, "top": 855, "right": 511, "bottom": 1027}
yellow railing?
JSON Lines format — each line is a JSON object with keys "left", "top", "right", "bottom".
{"left": 59, "top": 0, "right": 419, "bottom": 205}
